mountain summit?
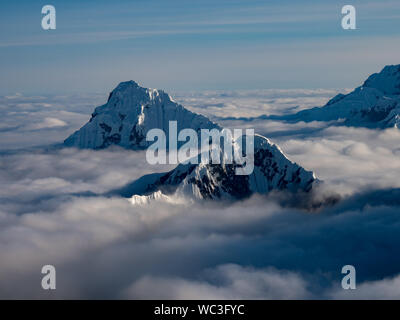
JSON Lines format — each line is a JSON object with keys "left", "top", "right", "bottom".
{"left": 362, "top": 65, "right": 400, "bottom": 95}
{"left": 64, "top": 81, "right": 218, "bottom": 149}
{"left": 67, "top": 81, "right": 317, "bottom": 200}
{"left": 269, "top": 64, "right": 400, "bottom": 128}
{"left": 115, "top": 134, "right": 316, "bottom": 201}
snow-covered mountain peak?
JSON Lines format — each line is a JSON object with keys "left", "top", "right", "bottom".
{"left": 268, "top": 64, "right": 400, "bottom": 128}
{"left": 108, "top": 80, "right": 171, "bottom": 105}
{"left": 65, "top": 80, "right": 318, "bottom": 200}
{"left": 362, "top": 65, "right": 400, "bottom": 95}
{"left": 64, "top": 81, "right": 218, "bottom": 149}
{"left": 119, "top": 133, "right": 317, "bottom": 201}
{"left": 113, "top": 80, "right": 140, "bottom": 92}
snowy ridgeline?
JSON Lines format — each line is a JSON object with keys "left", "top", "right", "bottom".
{"left": 268, "top": 65, "right": 400, "bottom": 128}
{"left": 64, "top": 81, "right": 317, "bottom": 201}
{"left": 63, "top": 64, "right": 400, "bottom": 202}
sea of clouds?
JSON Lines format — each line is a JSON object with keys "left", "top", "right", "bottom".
{"left": 1, "top": 89, "right": 400, "bottom": 299}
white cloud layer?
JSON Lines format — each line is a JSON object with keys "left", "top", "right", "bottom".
{"left": 123, "top": 264, "right": 311, "bottom": 299}
{"left": 1, "top": 91, "right": 400, "bottom": 299}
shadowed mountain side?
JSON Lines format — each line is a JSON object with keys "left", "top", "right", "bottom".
{"left": 108, "top": 134, "right": 317, "bottom": 201}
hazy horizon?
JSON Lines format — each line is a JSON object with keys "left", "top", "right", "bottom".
{"left": 1, "top": 0, "right": 400, "bottom": 95}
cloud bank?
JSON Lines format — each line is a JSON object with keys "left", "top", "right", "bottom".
{"left": 1, "top": 91, "right": 400, "bottom": 299}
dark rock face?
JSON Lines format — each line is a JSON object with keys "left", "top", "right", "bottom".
{"left": 122, "top": 135, "right": 316, "bottom": 201}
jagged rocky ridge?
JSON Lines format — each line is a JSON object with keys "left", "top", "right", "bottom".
{"left": 114, "top": 134, "right": 316, "bottom": 200}
{"left": 66, "top": 81, "right": 317, "bottom": 200}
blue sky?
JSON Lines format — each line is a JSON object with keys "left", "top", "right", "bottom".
{"left": 1, "top": 0, "right": 400, "bottom": 94}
